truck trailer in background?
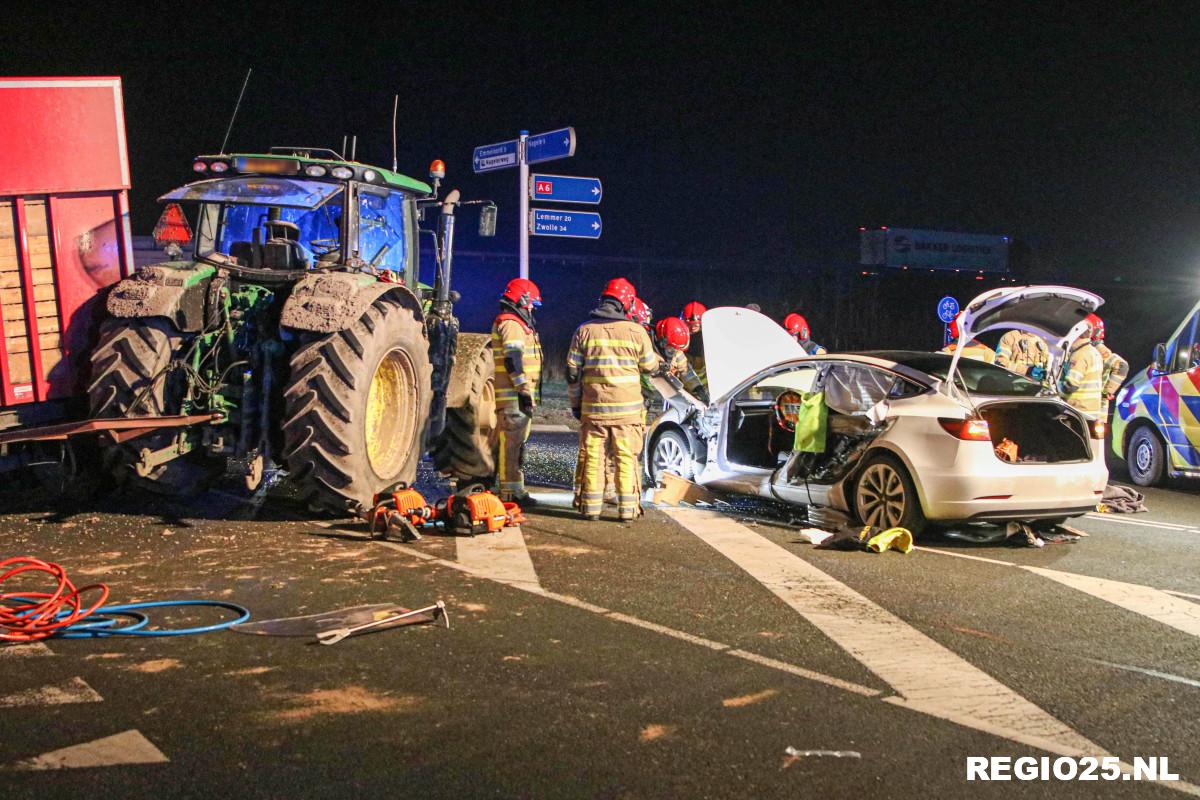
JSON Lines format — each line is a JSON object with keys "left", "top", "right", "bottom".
{"left": 0, "top": 76, "right": 133, "bottom": 433}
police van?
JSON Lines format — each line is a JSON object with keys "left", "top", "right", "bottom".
{"left": 1112, "top": 298, "right": 1200, "bottom": 486}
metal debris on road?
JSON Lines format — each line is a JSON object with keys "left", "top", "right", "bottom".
{"left": 316, "top": 601, "right": 449, "bottom": 645}
{"left": 784, "top": 747, "right": 862, "bottom": 759}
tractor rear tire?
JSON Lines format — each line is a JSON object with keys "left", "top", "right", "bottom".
{"left": 87, "top": 316, "right": 214, "bottom": 493}
{"left": 282, "top": 293, "right": 432, "bottom": 516}
{"left": 431, "top": 337, "right": 498, "bottom": 485}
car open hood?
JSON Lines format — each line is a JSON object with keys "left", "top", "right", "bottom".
{"left": 702, "top": 307, "right": 806, "bottom": 402}
{"left": 946, "top": 284, "right": 1103, "bottom": 394}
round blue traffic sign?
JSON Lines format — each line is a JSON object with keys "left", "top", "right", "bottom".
{"left": 937, "top": 296, "right": 960, "bottom": 323}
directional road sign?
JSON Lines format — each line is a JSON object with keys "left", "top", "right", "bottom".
{"left": 472, "top": 139, "right": 518, "bottom": 173}
{"left": 530, "top": 173, "right": 602, "bottom": 204}
{"left": 526, "top": 127, "right": 576, "bottom": 165}
{"left": 937, "top": 296, "right": 960, "bottom": 323}
{"left": 530, "top": 208, "right": 602, "bottom": 239}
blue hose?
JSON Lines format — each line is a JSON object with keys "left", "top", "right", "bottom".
{"left": 7, "top": 597, "right": 250, "bottom": 638}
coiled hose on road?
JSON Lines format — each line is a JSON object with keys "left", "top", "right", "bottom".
{"left": 0, "top": 556, "right": 250, "bottom": 642}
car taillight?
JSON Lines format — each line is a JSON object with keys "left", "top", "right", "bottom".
{"left": 938, "top": 417, "right": 991, "bottom": 441}
{"left": 1089, "top": 419, "right": 1107, "bottom": 439}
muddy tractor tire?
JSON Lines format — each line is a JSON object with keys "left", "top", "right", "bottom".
{"left": 282, "top": 293, "right": 432, "bottom": 515}
{"left": 430, "top": 333, "right": 498, "bottom": 485}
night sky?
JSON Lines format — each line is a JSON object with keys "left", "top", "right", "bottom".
{"left": 4, "top": 4, "right": 1200, "bottom": 279}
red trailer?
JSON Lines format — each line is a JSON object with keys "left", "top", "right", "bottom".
{"left": 0, "top": 77, "right": 133, "bottom": 434}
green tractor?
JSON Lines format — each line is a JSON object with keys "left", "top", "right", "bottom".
{"left": 90, "top": 148, "right": 499, "bottom": 514}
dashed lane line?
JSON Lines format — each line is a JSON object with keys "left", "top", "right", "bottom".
{"left": 1084, "top": 514, "right": 1198, "bottom": 532}
{"left": 0, "top": 677, "right": 102, "bottom": 708}
{"left": 0, "top": 642, "right": 53, "bottom": 658}
{"left": 5, "top": 730, "right": 168, "bottom": 771}
{"left": 920, "top": 547, "right": 1200, "bottom": 639}
{"left": 455, "top": 525, "right": 542, "bottom": 593}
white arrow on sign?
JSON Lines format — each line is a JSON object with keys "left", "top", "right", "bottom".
{"left": 591, "top": 221, "right": 600, "bottom": 230}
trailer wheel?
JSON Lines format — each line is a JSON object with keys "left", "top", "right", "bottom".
{"left": 282, "top": 293, "right": 432, "bottom": 515}
{"left": 431, "top": 337, "right": 498, "bottom": 484}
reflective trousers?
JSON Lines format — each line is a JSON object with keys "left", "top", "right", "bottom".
{"left": 575, "top": 421, "right": 644, "bottom": 518}
{"left": 497, "top": 408, "right": 532, "bottom": 500}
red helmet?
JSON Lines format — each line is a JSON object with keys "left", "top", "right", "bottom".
{"left": 784, "top": 313, "right": 810, "bottom": 340}
{"left": 629, "top": 297, "right": 653, "bottom": 328}
{"left": 501, "top": 278, "right": 542, "bottom": 310}
{"left": 681, "top": 301, "right": 707, "bottom": 323}
{"left": 1085, "top": 312, "right": 1105, "bottom": 342}
{"left": 602, "top": 277, "right": 637, "bottom": 311}
{"left": 655, "top": 316, "right": 691, "bottom": 351}
{"left": 948, "top": 311, "right": 963, "bottom": 341}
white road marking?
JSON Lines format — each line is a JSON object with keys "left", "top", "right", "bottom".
{"left": 920, "top": 547, "right": 1200, "bottom": 639}
{"left": 369, "top": 538, "right": 881, "bottom": 698}
{"left": 1084, "top": 513, "right": 1197, "bottom": 531}
{"left": 456, "top": 526, "right": 543, "bottom": 594}
{"left": 0, "top": 642, "right": 53, "bottom": 658}
{"left": 6, "top": 729, "right": 168, "bottom": 770}
{"left": 0, "top": 677, "right": 102, "bottom": 708}
{"left": 1087, "top": 659, "right": 1200, "bottom": 690}
{"left": 1024, "top": 566, "right": 1200, "bottom": 639}
{"left": 662, "top": 507, "right": 1102, "bottom": 758}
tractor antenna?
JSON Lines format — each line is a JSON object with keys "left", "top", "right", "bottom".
{"left": 350, "top": 135, "right": 357, "bottom": 161}
{"left": 219, "top": 68, "right": 253, "bottom": 155}
{"left": 391, "top": 94, "right": 399, "bottom": 172}
{"left": 341, "top": 135, "right": 348, "bottom": 160}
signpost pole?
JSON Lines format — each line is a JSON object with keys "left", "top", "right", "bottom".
{"left": 518, "top": 130, "right": 529, "bottom": 280}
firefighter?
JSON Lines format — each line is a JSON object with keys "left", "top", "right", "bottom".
{"left": 940, "top": 313, "right": 996, "bottom": 363}
{"left": 1059, "top": 323, "right": 1104, "bottom": 417}
{"left": 567, "top": 278, "right": 659, "bottom": 521}
{"left": 681, "top": 301, "right": 707, "bottom": 388}
{"left": 654, "top": 316, "right": 705, "bottom": 397}
{"left": 1088, "top": 313, "right": 1129, "bottom": 417}
{"left": 783, "top": 313, "right": 827, "bottom": 355}
{"left": 629, "top": 297, "right": 653, "bottom": 331}
{"left": 492, "top": 278, "right": 544, "bottom": 504}
{"left": 995, "top": 329, "right": 1050, "bottom": 380}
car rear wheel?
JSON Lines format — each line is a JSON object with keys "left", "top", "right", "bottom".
{"left": 1128, "top": 426, "right": 1166, "bottom": 487}
{"left": 650, "top": 428, "right": 694, "bottom": 483}
{"left": 854, "top": 455, "right": 926, "bottom": 537}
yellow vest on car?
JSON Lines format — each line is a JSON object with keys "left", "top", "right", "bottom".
{"left": 566, "top": 317, "right": 659, "bottom": 424}
{"left": 492, "top": 314, "right": 542, "bottom": 410}
{"left": 1060, "top": 340, "right": 1103, "bottom": 416}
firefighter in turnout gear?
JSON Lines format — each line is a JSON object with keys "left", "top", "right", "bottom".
{"left": 568, "top": 278, "right": 659, "bottom": 521}
{"left": 654, "top": 316, "right": 705, "bottom": 398}
{"left": 940, "top": 312, "right": 996, "bottom": 363}
{"left": 784, "top": 313, "right": 827, "bottom": 355}
{"left": 681, "top": 301, "right": 707, "bottom": 388}
{"left": 493, "top": 278, "right": 544, "bottom": 503}
{"left": 1087, "top": 313, "right": 1129, "bottom": 417}
{"left": 995, "top": 329, "right": 1050, "bottom": 380}
{"left": 1059, "top": 323, "right": 1104, "bottom": 417}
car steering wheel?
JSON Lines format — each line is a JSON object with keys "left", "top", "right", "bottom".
{"left": 773, "top": 390, "right": 804, "bottom": 433}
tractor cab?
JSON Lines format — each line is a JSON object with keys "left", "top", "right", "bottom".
{"left": 157, "top": 149, "right": 431, "bottom": 286}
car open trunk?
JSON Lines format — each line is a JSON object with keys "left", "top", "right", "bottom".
{"left": 979, "top": 402, "right": 1092, "bottom": 464}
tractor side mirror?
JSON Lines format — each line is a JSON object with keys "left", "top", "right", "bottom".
{"left": 478, "top": 203, "right": 497, "bottom": 238}
{"left": 1152, "top": 343, "right": 1167, "bottom": 373}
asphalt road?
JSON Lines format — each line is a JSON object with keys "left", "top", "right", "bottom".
{"left": 1, "top": 431, "right": 1199, "bottom": 799}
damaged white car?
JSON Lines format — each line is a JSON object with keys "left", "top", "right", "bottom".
{"left": 646, "top": 286, "right": 1110, "bottom": 536}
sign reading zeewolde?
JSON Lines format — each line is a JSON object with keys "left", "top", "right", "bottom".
{"left": 860, "top": 228, "right": 1009, "bottom": 272}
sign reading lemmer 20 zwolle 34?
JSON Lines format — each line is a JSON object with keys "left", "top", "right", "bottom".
{"left": 529, "top": 209, "right": 602, "bottom": 239}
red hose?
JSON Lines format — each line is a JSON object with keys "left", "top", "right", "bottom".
{"left": 0, "top": 557, "right": 108, "bottom": 642}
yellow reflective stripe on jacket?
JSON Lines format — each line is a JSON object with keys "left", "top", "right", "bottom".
{"left": 493, "top": 317, "right": 542, "bottom": 406}
{"left": 568, "top": 317, "right": 658, "bottom": 423}
{"left": 1061, "top": 342, "right": 1103, "bottom": 414}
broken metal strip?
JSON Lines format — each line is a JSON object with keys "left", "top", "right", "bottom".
{"left": 0, "top": 203, "right": 15, "bottom": 406}
{"left": 14, "top": 198, "right": 47, "bottom": 403}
